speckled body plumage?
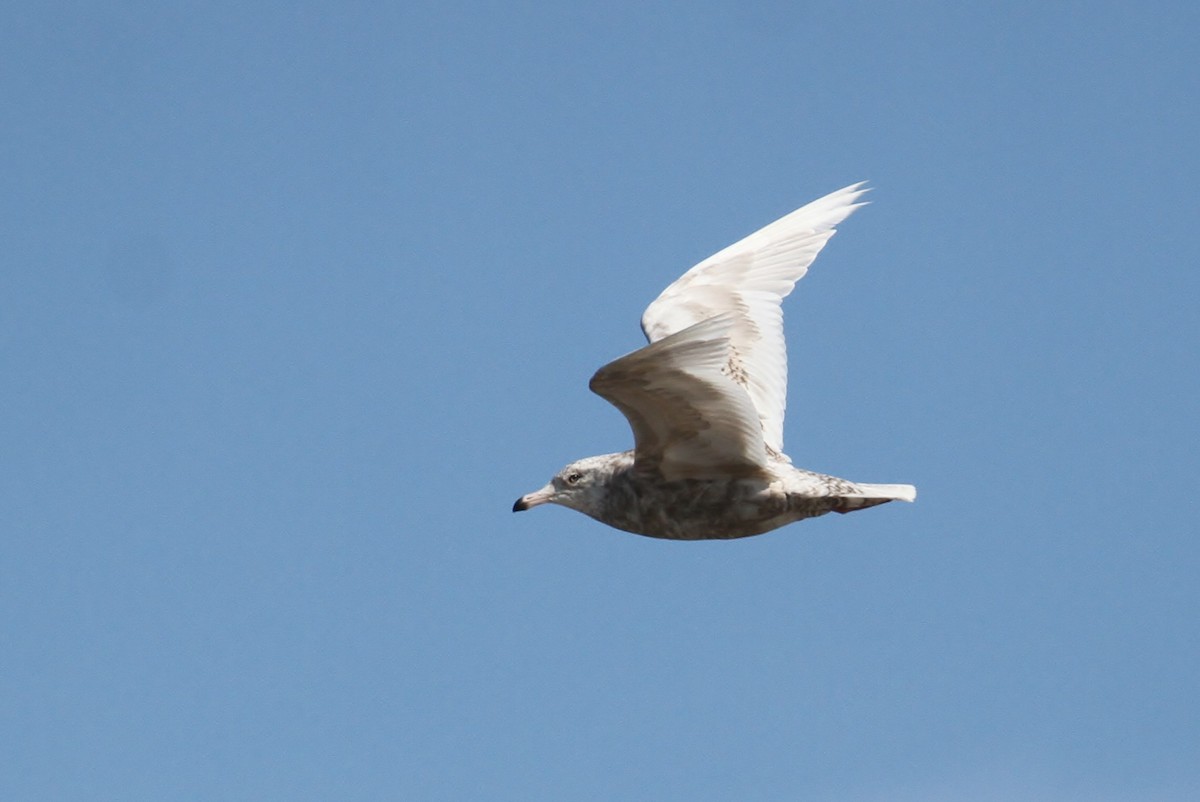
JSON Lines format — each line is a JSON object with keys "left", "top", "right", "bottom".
{"left": 547, "top": 451, "right": 884, "bottom": 540}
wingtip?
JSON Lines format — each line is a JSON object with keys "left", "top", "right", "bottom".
{"left": 792, "top": 181, "right": 873, "bottom": 228}
{"left": 840, "top": 180, "right": 872, "bottom": 206}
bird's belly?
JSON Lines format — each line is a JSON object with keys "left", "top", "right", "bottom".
{"left": 604, "top": 477, "right": 829, "bottom": 540}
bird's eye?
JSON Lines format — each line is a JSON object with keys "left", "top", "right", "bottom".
{"left": 566, "top": 472, "right": 582, "bottom": 485}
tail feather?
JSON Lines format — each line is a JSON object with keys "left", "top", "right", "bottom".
{"left": 832, "top": 483, "right": 916, "bottom": 514}
{"left": 856, "top": 483, "right": 916, "bottom": 502}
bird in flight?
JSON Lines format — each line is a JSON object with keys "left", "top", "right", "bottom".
{"left": 514, "top": 183, "right": 915, "bottom": 540}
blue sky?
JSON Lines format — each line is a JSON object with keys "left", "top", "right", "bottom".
{"left": 3, "top": 2, "right": 1198, "bottom": 799}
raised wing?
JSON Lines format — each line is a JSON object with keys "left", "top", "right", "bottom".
{"left": 589, "top": 315, "right": 768, "bottom": 481}
{"left": 640, "top": 183, "right": 869, "bottom": 455}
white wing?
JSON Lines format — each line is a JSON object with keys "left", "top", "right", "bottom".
{"left": 640, "top": 182, "right": 869, "bottom": 455}
{"left": 589, "top": 315, "right": 768, "bottom": 481}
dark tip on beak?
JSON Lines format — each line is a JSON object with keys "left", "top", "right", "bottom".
{"left": 512, "top": 497, "right": 528, "bottom": 512}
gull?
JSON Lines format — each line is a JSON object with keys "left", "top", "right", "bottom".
{"left": 513, "top": 183, "right": 915, "bottom": 540}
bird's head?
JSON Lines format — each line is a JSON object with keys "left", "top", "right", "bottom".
{"left": 513, "top": 455, "right": 617, "bottom": 517}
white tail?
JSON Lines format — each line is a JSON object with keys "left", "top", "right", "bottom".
{"left": 855, "top": 483, "right": 916, "bottom": 502}
{"left": 832, "top": 483, "right": 916, "bottom": 514}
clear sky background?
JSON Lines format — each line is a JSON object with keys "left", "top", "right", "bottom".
{"left": 3, "top": 2, "right": 1198, "bottom": 800}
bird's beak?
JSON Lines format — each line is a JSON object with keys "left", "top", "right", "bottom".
{"left": 513, "top": 483, "right": 554, "bottom": 512}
